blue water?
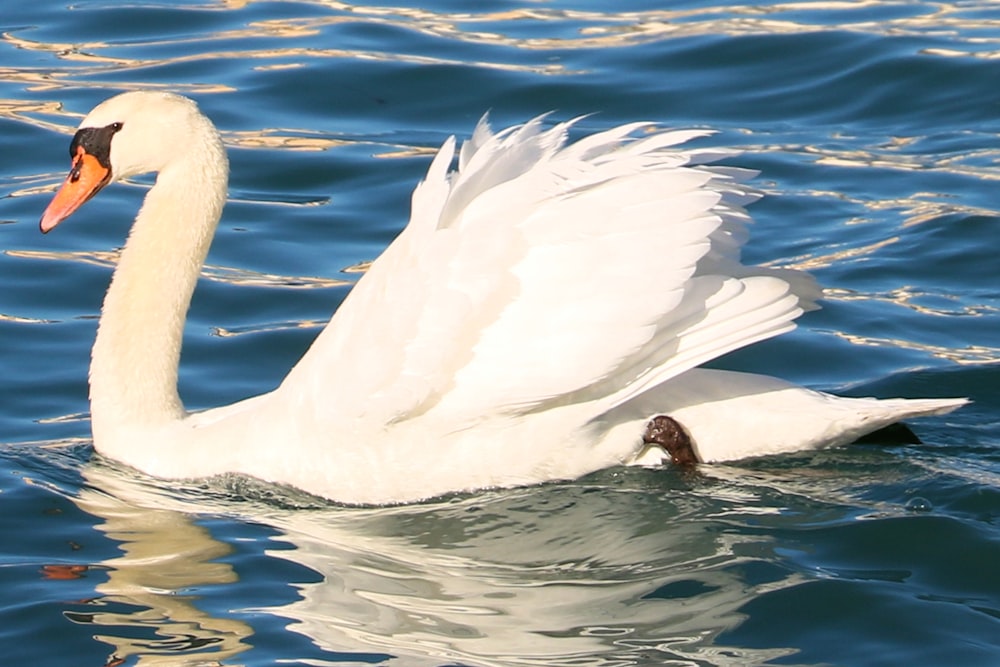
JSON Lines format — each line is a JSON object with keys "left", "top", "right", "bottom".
{"left": 1, "top": 1, "right": 998, "bottom": 665}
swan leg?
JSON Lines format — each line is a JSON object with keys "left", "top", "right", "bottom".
{"left": 643, "top": 415, "right": 698, "bottom": 466}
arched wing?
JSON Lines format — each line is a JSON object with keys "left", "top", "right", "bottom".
{"left": 279, "top": 116, "right": 816, "bottom": 428}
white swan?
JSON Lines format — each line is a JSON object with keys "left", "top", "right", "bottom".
{"left": 40, "top": 91, "right": 965, "bottom": 504}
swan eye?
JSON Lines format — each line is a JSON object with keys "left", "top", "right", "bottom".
{"left": 110, "top": 122, "right": 123, "bottom": 133}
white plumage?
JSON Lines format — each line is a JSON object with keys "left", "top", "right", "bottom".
{"left": 39, "top": 92, "right": 965, "bottom": 504}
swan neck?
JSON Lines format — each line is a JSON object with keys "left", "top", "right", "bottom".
{"left": 90, "top": 134, "right": 227, "bottom": 434}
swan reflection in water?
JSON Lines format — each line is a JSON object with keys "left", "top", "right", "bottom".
{"left": 65, "top": 477, "right": 252, "bottom": 666}
{"left": 60, "top": 458, "right": 815, "bottom": 667}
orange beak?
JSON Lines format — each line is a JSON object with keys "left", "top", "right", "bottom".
{"left": 39, "top": 145, "right": 112, "bottom": 234}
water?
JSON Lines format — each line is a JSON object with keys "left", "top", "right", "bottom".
{"left": 1, "top": 1, "right": 998, "bottom": 665}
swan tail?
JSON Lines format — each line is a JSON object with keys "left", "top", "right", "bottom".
{"left": 705, "top": 394, "right": 970, "bottom": 461}
{"left": 847, "top": 396, "right": 970, "bottom": 422}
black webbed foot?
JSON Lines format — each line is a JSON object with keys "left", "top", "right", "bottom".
{"left": 852, "top": 422, "right": 922, "bottom": 445}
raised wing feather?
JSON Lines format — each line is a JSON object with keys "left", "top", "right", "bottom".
{"left": 280, "top": 116, "right": 817, "bottom": 428}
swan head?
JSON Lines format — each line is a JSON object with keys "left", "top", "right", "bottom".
{"left": 40, "top": 91, "right": 222, "bottom": 233}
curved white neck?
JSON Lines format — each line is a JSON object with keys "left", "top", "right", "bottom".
{"left": 89, "top": 136, "right": 228, "bottom": 438}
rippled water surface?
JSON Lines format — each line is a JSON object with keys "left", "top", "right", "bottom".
{"left": 2, "top": 1, "right": 999, "bottom": 665}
